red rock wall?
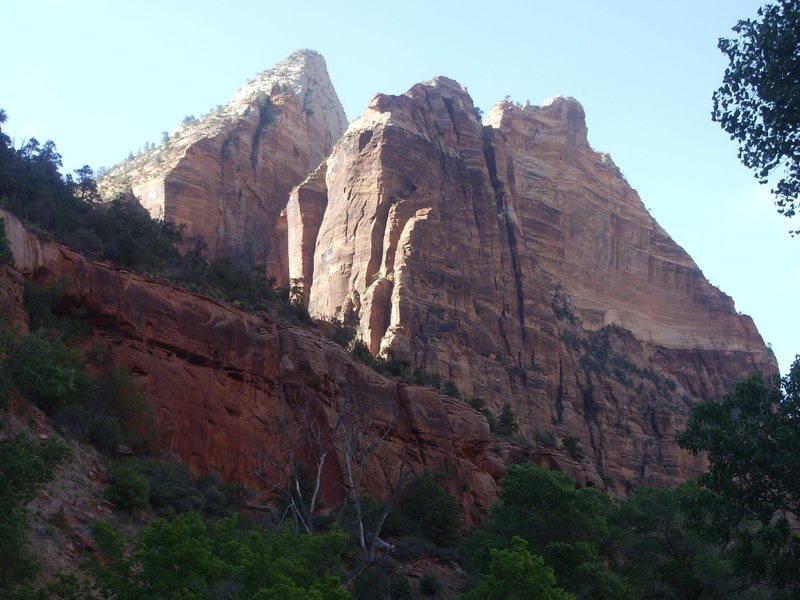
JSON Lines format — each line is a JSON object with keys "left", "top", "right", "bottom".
{"left": 294, "top": 79, "right": 776, "bottom": 494}
{"left": 0, "top": 210, "right": 517, "bottom": 520}
{"left": 99, "top": 50, "right": 347, "bottom": 280}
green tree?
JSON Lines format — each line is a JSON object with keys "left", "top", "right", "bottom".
{"left": 609, "top": 481, "right": 761, "bottom": 599}
{"left": 677, "top": 359, "right": 800, "bottom": 523}
{"left": 712, "top": 0, "right": 800, "bottom": 225}
{"left": 494, "top": 403, "right": 518, "bottom": 438}
{"left": 0, "top": 434, "right": 70, "bottom": 590}
{"left": 388, "top": 471, "right": 462, "bottom": 547}
{"left": 476, "top": 465, "right": 633, "bottom": 599}
{"left": 677, "top": 356, "right": 800, "bottom": 594}
{"left": 62, "top": 513, "right": 352, "bottom": 600}
{"left": 461, "top": 537, "right": 574, "bottom": 600}
{"left": 0, "top": 216, "right": 13, "bottom": 266}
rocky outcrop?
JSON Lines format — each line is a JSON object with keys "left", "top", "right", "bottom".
{"left": 292, "top": 78, "right": 776, "bottom": 494}
{"left": 28, "top": 59, "right": 777, "bottom": 499}
{"left": 0, "top": 209, "right": 505, "bottom": 520}
{"left": 98, "top": 50, "right": 347, "bottom": 277}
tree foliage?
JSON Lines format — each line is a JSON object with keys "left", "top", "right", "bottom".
{"left": 51, "top": 513, "right": 351, "bottom": 600}
{"left": 465, "top": 465, "right": 632, "bottom": 600}
{"left": 609, "top": 482, "right": 763, "bottom": 599}
{"left": 0, "top": 216, "right": 13, "bottom": 265}
{"left": 677, "top": 357, "right": 800, "bottom": 595}
{"left": 461, "top": 537, "right": 574, "bottom": 600}
{"left": 0, "top": 434, "right": 70, "bottom": 590}
{"left": 387, "top": 471, "right": 462, "bottom": 547}
{"left": 677, "top": 359, "right": 800, "bottom": 523}
{"left": 712, "top": 0, "right": 800, "bottom": 224}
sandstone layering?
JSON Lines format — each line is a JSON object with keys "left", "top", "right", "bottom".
{"left": 64, "top": 51, "right": 776, "bottom": 503}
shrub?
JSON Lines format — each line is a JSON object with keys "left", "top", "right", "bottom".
{"left": 535, "top": 430, "right": 557, "bottom": 448}
{"left": 0, "top": 216, "right": 13, "bottom": 266}
{"left": 349, "top": 339, "right": 376, "bottom": 368}
{"left": 353, "top": 566, "right": 390, "bottom": 600}
{"left": 561, "top": 436, "right": 584, "bottom": 461}
{"left": 468, "top": 397, "right": 497, "bottom": 431}
{"left": 419, "top": 570, "right": 443, "bottom": 597}
{"left": 106, "top": 462, "right": 150, "bottom": 511}
{"left": 109, "top": 457, "right": 245, "bottom": 519}
{"left": 390, "top": 471, "right": 462, "bottom": 547}
{"left": 440, "top": 380, "right": 460, "bottom": 398}
{"left": 3, "top": 328, "right": 91, "bottom": 411}
{"left": 0, "top": 434, "right": 70, "bottom": 590}
{"left": 494, "top": 403, "right": 519, "bottom": 438}
{"left": 389, "top": 575, "right": 414, "bottom": 600}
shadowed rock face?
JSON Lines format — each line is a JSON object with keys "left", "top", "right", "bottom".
{"left": 0, "top": 208, "right": 519, "bottom": 521}
{"left": 98, "top": 50, "right": 347, "bottom": 278}
{"left": 292, "top": 78, "right": 776, "bottom": 493}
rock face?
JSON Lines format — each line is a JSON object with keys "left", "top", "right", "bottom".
{"left": 31, "top": 59, "right": 777, "bottom": 501}
{"left": 0, "top": 209, "right": 513, "bottom": 520}
{"left": 98, "top": 50, "right": 347, "bottom": 276}
{"left": 292, "top": 78, "right": 776, "bottom": 493}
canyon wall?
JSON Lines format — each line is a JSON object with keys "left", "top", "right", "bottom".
{"left": 59, "top": 53, "right": 777, "bottom": 498}
{"left": 291, "top": 77, "right": 775, "bottom": 493}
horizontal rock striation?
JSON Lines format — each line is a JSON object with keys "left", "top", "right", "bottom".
{"left": 292, "top": 78, "right": 776, "bottom": 493}
{"left": 29, "top": 56, "right": 777, "bottom": 498}
{"left": 2, "top": 209, "right": 541, "bottom": 520}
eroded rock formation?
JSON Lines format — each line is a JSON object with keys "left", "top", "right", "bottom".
{"left": 291, "top": 77, "right": 776, "bottom": 494}
{"left": 98, "top": 49, "right": 347, "bottom": 276}
{"left": 1, "top": 209, "right": 519, "bottom": 520}
{"left": 30, "top": 54, "right": 776, "bottom": 501}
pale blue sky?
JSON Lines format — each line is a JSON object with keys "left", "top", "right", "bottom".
{"left": 2, "top": 0, "right": 796, "bottom": 374}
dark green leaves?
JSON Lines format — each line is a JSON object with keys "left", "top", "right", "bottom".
{"left": 712, "top": 0, "right": 800, "bottom": 226}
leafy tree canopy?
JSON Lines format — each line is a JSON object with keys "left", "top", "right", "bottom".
{"left": 712, "top": 0, "right": 800, "bottom": 226}
{"left": 51, "top": 513, "right": 351, "bottom": 600}
{"left": 468, "top": 465, "right": 633, "bottom": 600}
{"left": 0, "top": 434, "right": 70, "bottom": 590}
{"left": 461, "top": 537, "right": 574, "bottom": 600}
{"left": 677, "top": 356, "right": 800, "bottom": 595}
{"left": 677, "top": 358, "right": 800, "bottom": 524}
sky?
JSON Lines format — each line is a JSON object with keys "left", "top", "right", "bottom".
{"left": 2, "top": 0, "right": 797, "bottom": 374}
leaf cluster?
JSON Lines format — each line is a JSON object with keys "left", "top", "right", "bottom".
{"left": 0, "top": 433, "right": 70, "bottom": 590}
{"left": 50, "top": 513, "right": 351, "bottom": 600}
{"left": 713, "top": 0, "right": 800, "bottom": 224}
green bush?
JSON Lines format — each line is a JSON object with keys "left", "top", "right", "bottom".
{"left": 440, "top": 380, "right": 460, "bottom": 398}
{"left": 535, "top": 430, "right": 557, "bottom": 448}
{"left": 349, "top": 339, "right": 376, "bottom": 367}
{"left": 106, "top": 463, "right": 150, "bottom": 511}
{"left": 461, "top": 537, "right": 574, "bottom": 600}
{"left": 1, "top": 327, "right": 91, "bottom": 411}
{"left": 561, "top": 436, "right": 584, "bottom": 461}
{"left": 389, "top": 575, "right": 413, "bottom": 600}
{"left": 53, "top": 513, "right": 351, "bottom": 600}
{"left": 494, "top": 403, "right": 519, "bottom": 438}
{"left": 108, "top": 457, "right": 245, "bottom": 519}
{"left": 353, "top": 566, "right": 389, "bottom": 600}
{"left": 0, "top": 434, "right": 70, "bottom": 590}
{"left": 388, "top": 471, "right": 462, "bottom": 547}
{"left": 0, "top": 216, "right": 13, "bottom": 266}
{"left": 418, "top": 570, "right": 443, "bottom": 597}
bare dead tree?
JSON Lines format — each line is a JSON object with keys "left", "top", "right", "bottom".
{"left": 331, "top": 384, "right": 417, "bottom": 587}
{"left": 253, "top": 379, "right": 417, "bottom": 587}
{"left": 254, "top": 384, "right": 336, "bottom": 533}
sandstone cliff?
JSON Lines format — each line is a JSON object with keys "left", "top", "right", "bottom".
{"left": 72, "top": 56, "right": 777, "bottom": 498}
{"left": 291, "top": 77, "right": 776, "bottom": 493}
{"left": 2, "top": 208, "right": 526, "bottom": 520}
{"left": 98, "top": 49, "right": 347, "bottom": 277}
